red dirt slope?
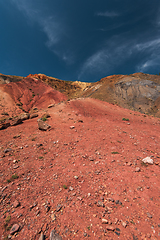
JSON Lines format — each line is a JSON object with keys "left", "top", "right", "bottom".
{"left": 0, "top": 77, "right": 67, "bottom": 117}
{"left": 0, "top": 98, "right": 160, "bottom": 239}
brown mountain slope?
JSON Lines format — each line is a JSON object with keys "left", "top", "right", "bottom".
{"left": 80, "top": 73, "right": 160, "bottom": 117}
{"left": 27, "top": 74, "right": 92, "bottom": 99}
{"left": 27, "top": 73, "right": 160, "bottom": 117}
{"left": 0, "top": 72, "right": 160, "bottom": 118}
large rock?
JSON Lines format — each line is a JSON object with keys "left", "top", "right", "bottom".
{"left": 19, "top": 113, "right": 30, "bottom": 120}
{"left": 10, "top": 117, "right": 23, "bottom": 126}
{"left": 0, "top": 119, "right": 10, "bottom": 130}
{"left": 10, "top": 224, "right": 20, "bottom": 235}
{"left": 38, "top": 119, "right": 51, "bottom": 131}
{"left": 50, "top": 229, "right": 62, "bottom": 240}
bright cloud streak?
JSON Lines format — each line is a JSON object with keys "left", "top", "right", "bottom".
{"left": 11, "top": 0, "right": 70, "bottom": 62}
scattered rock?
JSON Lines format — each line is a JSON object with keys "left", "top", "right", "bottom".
{"left": 106, "top": 226, "right": 115, "bottom": 231}
{"left": 102, "top": 218, "right": 108, "bottom": 224}
{"left": 97, "top": 201, "right": 104, "bottom": 207}
{"left": 142, "top": 157, "right": 154, "bottom": 164}
{"left": 89, "top": 156, "right": 95, "bottom": 161}
{"left": 30, "top": 113, "right": 39, "bottom": 119}
{"left": 39, "top": 232, "right": 45, "bottom": 240}
{"left": 10, "top": 117, "right": 23, "bottom": 126}
{"left": 121, "top": 221, "right": 127, "bottom": 228}
{"left": 56, "top": 204, "right": 62, "bottom": 212}
{"left": 10, "top": 224, "right": 20, "bottom": 235}
{"left": 38, "top": 119, "right": 51, "bottom": 131}
{"left": 0, "top": 120, "right": 10, "bottom": 130}
{"left": 48, "top": 104, "right": 55, "bottom": 108}
{"left": 135, "top": 167, "right": 141, "bottom": 172}
{"left": 74, "top": 176, "right": 78, "bottom": 179}
{"left": 19, "top": 113, "right": 30, "bottom": 120}
{"left": 13, "top": 200, "right": 20, "bottom": 208}
{"left": 4, "top": 148, "right": 12, "bottom": 153}
{"left": 147, "top": 212, "right": 152, "bottom": 218}
{"left": 51, "top": 214, "right": 56, "bottom": 221}
{"left": 50, "top": 229, "right": 62, "bottom": 240}
{"left": 70, "top": 126, "right": 75, "bottom": 129}
{"left": 41, "top": 113, "right": 50, "bottom": 119}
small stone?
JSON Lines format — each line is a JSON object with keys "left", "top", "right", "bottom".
{"left": 13, "top": 200, "right": 20, "bottom": 208}
{"left": 97, "top": 201, "right": 104, "bottom": 207}
{"left": 13, "top": 165, "right": 19, "bottom": 169}
{"left": 69, "top": 186, "right": 74, "bottom": 191}
{"left": 74, "top": 176, "right": 78, "bottom": 179}
{"left": 70, "top": 126, "right": 75, "bottom": 129}
{"left": 106, "top": 226, "right": 115, "bottom": 231}
{"left": 89, "top": 156, "right": 95, "bottom": 161}
{"left": 4, "top": 148, "right": 12, "bottom": 153}
{"left": 51, "top": 214, "right": 56, "bottom": 221}
{"left": 135, "top": 167, "right": 140, "bottom": 172}
{"left": 39, "top": 232, "right": 45, "bottom": 240}
{"left": 10, "top": 224, "right": 20, "bottom": 235}
{"left": 56, "top": 204, "right": 62, "bottom": 212}
{"left": 50, "top": 229, "right": 62, "bottom": 240}
{"left": 142, "top": 157, "right": 153, "bottom": 164}
{"left": 147, "top": 212, "right": 152, "bottom": 218}
{"left": 121, "top": 221, "right": 127, "bottom": 228}
{"left": 48, "top": 104, "right": 55, "bottom": 108}
{"left": 102, "top": 218, "right": 108, "bottom": 224}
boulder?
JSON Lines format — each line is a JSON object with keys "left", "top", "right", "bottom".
{"left": 0, "top": 119, "right": 10, "bottom": 130}
{"left": 38, "top": 119, "right": 51, "bottom": 131}
{"left": 19, "top": 113, "right": 30, "bottom": 120}
{"left": 10, "top": 117, "right": 23, "bottom": 126}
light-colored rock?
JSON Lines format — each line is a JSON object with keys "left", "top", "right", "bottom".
{"left": 39, "top": 232, "right": 45, "bottom": 240}
{"left": 10, "top": 224, "right": 20, "bottom": 235}
{"left": 38, "top": 119, "right": 51, "bottom": 131}
{"left": 50, "top": 229, "right": 62, "bottom": 240}
{"left": 106, "top": 226, "right": 115, "bottom": 231}
{"left": 142, "top": 157, "right": 154, "bottom": 164}
{"left": 19, "top": 113, "right": 30, "bottom": 120}
{"left": 30, "top": 113, "right": 39, "bottom": 119}
{"left": 135, "top": 167, "right": 140, "bottom": 172}
{"left": 48, "top": 104, "right": 55, "bottom": 108}
{"left": 121, "top": 221, "right": 127, "bottom": 228}
{"left": 102, "top": 218, "right": 108, "bottom": 224}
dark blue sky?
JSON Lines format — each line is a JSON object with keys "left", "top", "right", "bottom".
{"left": 0, "top": 0, "right": 160, "bottom": 82}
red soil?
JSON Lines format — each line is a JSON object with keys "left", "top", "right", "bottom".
{"left": 0, "top": 77, "right": 67, "bottom": 116}
{"left": 0, "top": 98, "right": 160, "bottom": 239}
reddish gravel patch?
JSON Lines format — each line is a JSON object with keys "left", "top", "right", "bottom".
{"left": 0, "top": 98, "right": 160, "bottom": 239}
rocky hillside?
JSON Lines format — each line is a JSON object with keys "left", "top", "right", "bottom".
{"left": 0, "top": 73, "right": 160, "bottom": 239}
{"left": 81, "top": 73, "right": 160, "bottom": 117}
{"left": 1, "top": 72, "right": 160, "bottom": 117}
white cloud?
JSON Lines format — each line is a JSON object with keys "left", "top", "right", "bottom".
{"left": 135, "top": 39, "right": 160, "bottom": 51}
{"left": 78, "top": 39, "right": 133, "bottom": 80}
{"left": 78, "top": 35, "right": 160, "bottom": 80}
{"left": 96, "top": 11, "right": 119, "bottom": 17}
{"left": 11, "top": 0, "right": 71, "bottom": 63}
